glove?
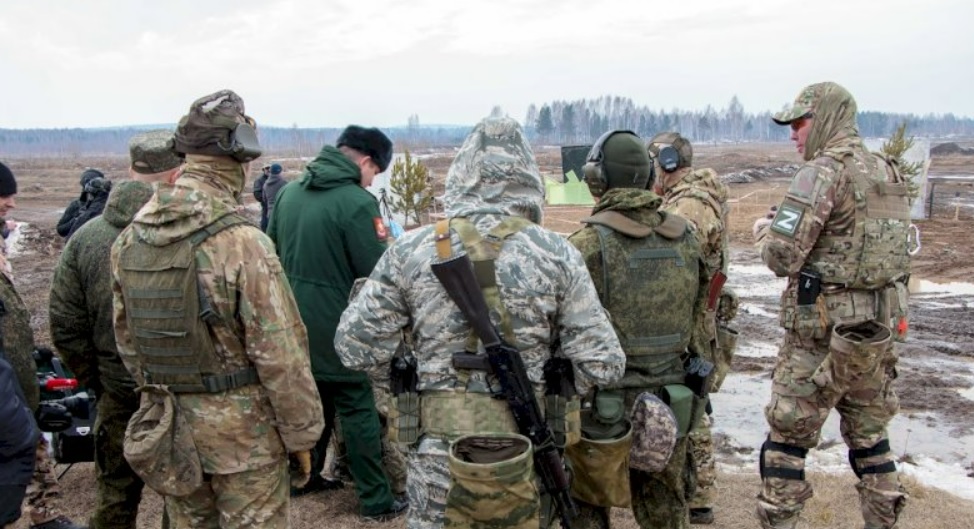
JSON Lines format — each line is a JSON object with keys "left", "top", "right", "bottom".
{"left": 752, "top": 217, "right": 772, "bottom": 239}
{"left": 289, "top": 450, "right": 312, "bottom": 489}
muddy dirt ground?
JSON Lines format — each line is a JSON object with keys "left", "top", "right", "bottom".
{"left": 3, "top": 142, "right": 973, "bottom": 527}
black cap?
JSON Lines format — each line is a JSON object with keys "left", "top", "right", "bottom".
{"left": 0, "top": 162, "right": 17, "bottom": 197}
{"left": 337, "top": 125, "right": 393, "bottom": 173}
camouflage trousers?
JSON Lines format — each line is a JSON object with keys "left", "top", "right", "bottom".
{"left": 91, "top": 390, "right": 144, "bottom": 529}
{"left": 687, "top": 413, "right": 715, "bottom": 510}
{"left": 26, "top": 436, "right": 63, "bottom": 525}
{"left": 571, "top": 436, "right": 692, "bottom": 529}
{"left": 758, "top": 329, "right": 907, "bottom": 529}
{"left": 165, "top": 460, "right": 288, "bottom": 529}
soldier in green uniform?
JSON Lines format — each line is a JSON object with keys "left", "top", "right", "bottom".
{"left": 49, "top": 130, "right": 182, "bottom": 529}
{"left": 567, "top": 130, "right": 710, "bottom": 529}
{"left": 0, "top": 162, "right": 84, "bottom": 529}
{"left": 753, "top": 82, "right": 910, "bottom": 529}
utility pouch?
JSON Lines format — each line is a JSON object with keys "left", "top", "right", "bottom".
{"left": 829, "top": 321, "right": 892, "bottom": 389}
{"left": 123, "top": 385, "right": 202, "bottom": 497}
{"left": 565, "top": 420, "right": 633, "bottom": 508}
{"left": 584, "top": 390, "right": 627, "bottom": 439}
{"left": 446, "top": 433, "right": 539, "bottom": 529}
{"left": 387, "top": 393, "right": 420, "bottom": 446}
{"left": 712, "top": 325, "right": 739, "bottom": 392}
{"left": 888, "top": 282, "right": 909, "bottom": 342}
{"left": 660, "top": 384, "right": 694, "bottom": 438}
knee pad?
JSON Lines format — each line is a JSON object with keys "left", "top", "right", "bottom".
{"left": 759, "top": 438, "right": 808, "bottom": 481}
{"left": 848, "top": 439, "right": 897, "bottom": 479}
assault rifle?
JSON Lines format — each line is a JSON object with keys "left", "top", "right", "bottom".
{"left": 432, "top": 253, "right": 577, "bottom": 529}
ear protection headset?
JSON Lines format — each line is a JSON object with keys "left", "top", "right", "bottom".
{"left": 582, "top": 129, "right": 636, "bottom": 197}
{"left": 656, "top": 144, "right": 681, "bottom": 172}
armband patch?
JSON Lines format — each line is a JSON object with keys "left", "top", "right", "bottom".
{"left": 770, "top": 203, "right": 803, "bottom": 238}
{"left": 373, "top": 217, "right": 389, "bottom": 241}
{"left": 787, "top": 166, "right": 824, "bottom": 205}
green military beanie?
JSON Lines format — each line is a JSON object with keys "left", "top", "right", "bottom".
{"left": 602, "top": 132, "right": 653, "bottom": 190}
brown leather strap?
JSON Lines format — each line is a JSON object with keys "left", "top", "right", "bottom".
{"left": 435, "top": 219, "right": 452, "bottom": 259}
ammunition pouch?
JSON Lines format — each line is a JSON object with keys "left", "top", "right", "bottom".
{"left": 446, "top": 433, "right": 539, "bottom": 529}
{"left": 779, "top": 298, "right": 829, "bottom": 340}
{"left": 566, "top": 420, "right": 633, "bottom": 508}
{"left": 661, "top": 384, "right": 697, "bottom": 438}
{"left": 388, "top": 392, "right": 420, "bottom": 446}
{"left": 880, "top": 281, "right": 910, "bottom": 342}
{"left": 420, "top": 391, "right": 517, "bottom": 440}
{"left": 544, "top": 394, "right": 581, "bottom": 448}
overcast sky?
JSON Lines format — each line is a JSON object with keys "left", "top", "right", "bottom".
{"left": 1, "top": 0, "right": 971, "bottom": 129}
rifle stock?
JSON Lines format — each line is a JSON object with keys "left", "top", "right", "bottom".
{"left": 431, "top": 253, "right": 577, "bottom": 528}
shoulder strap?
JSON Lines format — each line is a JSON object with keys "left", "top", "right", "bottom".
{"left": 654, "top": 211, "right": 688, "bottom": 240}
{"left": 581, "top": 210, "right": 652, "bottom": 238}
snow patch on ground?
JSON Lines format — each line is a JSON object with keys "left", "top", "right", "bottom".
{"left": 4, "top": 221, "right": 26, "bottom": 257}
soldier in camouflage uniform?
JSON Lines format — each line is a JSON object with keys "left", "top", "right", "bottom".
{"left": 335, "top": 116, "right": 626, "bottom": 529}
{"left": 49, "top": 130, "right": 182, "bottom": 529}
{"left": 568, "top": 130, "right": 709, "bottom": 529}
{"left": 649, "top": 132, "right": 736, "bottom": 525}
{"left": 753, "top": 82, "right": 910, "bottom": 529}
{"left": 111, "top": 90, "right": 324, "bottom": 529}
{"left": 0, "top": 163, "right": 84, "bottom": 529}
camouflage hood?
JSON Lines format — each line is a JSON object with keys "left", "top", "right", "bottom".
{"left": 101, "top": 180, "right": 155, "bottom": 229}
{"left": 802, "top": 82, "right": 863, "bottom": 162}
{"left": 444, "top": 117, "right": 545, "bottom": 224}
{"left": 661, "top": 167, "right": 727, "bottom": 205}
{"left": 592, "top": 188, "right": 663, "bottom": 221}
{"left": 129, "top": 155, "right": 243, "bottom": 246}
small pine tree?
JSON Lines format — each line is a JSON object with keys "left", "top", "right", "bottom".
{"left": 880, "top": 122, "right": 924, "bottom": 200}
{"left": 389, "top": 150, "right": 433, "bottom": 227}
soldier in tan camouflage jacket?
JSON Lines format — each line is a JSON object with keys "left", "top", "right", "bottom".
{"left": 650, "top": 132, "right": 735, "bottom": 525}
{"left": 111, "top": 91, "right": 323, "bottom": 529}
{"left": 753, "top": 82, "right": 909, "bottom": 529}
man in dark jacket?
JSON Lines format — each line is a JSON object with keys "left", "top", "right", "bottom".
{"left": 65, "top": 177, "right": 112, "bottom": 239}
{"left": 268, "top": 125, "right": 406, "bottom": 521}
{"left": 0, "top": 345, "right": 39, "bottom": 528}
{"left": 254, "top": 164, "right": 270, "bottom": 231}
{"left": 49, "top": 129, "right": 180, "bottom": 529}
{"left": 262, "top": 163, "right": 287, "bottom": 229}
{"left": 57, "top": 168, "right": 103, "bottom": 238}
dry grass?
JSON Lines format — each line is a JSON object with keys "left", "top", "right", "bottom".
{"left": 11, "top": 464, "right": 971, "bottom": 529}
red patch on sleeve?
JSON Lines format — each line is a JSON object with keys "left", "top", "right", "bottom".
{"left": 373, "top": 217, "right": 389, "bottom": 241}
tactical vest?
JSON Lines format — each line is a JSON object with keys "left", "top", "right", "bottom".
{"left": 117, "top": 214, "right": 258, "bottom": 393}
{"left": 418, "top": 216, "right": 581, "bottom": 445}
{"left": 582, "top": 210, "right": 701, "bottom": 390}
{"left": 807, "top": 153, "right": 911, "bottom": 289}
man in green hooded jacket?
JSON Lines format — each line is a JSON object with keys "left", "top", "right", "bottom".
{"left": 268, "top": 125, "right": 406, "bottom": 521}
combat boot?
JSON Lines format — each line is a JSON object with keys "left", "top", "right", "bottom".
{"left": 689, "top": 507, "right": 714, "bottom": 524}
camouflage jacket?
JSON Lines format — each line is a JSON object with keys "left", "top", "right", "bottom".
{"left": 0, "top": 270, "right": 39, "bottom": 411}
{"left": 112, "top": 156, "right": 323, "bottom": 474}
{"left": 659, "top": 167, "right": 729, "bottom": 277}
{"left": 568, "top": 189, "right": 711, "bottom": 382}
{"left": 50, "top": 181, "right": 154, "bottom": 400}
{"left": 335, "top": 117, "right": 625, "bottom": 397}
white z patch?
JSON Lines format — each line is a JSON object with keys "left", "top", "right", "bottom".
{"left": 770, "top": 204, "right": 803, "bottom": 237}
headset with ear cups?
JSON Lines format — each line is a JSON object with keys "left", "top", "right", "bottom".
{"left": 582, "top": 129, "right": 637, "bottom": 197}
{"left": 656, "top": 144, "right": 681, "bottom": 172}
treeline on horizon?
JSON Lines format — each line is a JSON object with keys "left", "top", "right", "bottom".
{"left": 2, "top": 94, "right": 973, "bottom": 157}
